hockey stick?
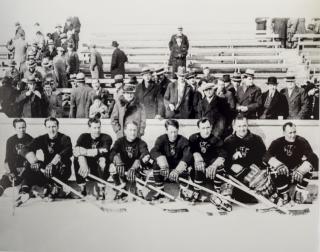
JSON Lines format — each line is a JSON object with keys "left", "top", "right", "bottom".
{"left": 88, "top": 174, "right": 189, "bottom": 213}
{"left": 217, "top": 174, "right": 290, "bottom": 214}
{"left": 178, "top": 177, "right": 251, "bottom": 210}
{"left": 135, "top": 177, "right": 213, "bottom": 216}
{"left": 47, "top": 175, "right": 126, "bottom": 213}
{"left": 12, "top": 177, "right": 15, "bottom": 216}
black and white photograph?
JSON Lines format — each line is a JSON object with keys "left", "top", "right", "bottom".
{"left": 0, "top": 0, "right": 319, "bottom": 251}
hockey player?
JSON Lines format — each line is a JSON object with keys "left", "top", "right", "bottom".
{"left": 264, "top": 122, "right": 318, "bottom": 205}
{"left": 109, "top": 121, "right": 151, "bottom": 200}
{"left": 150, "top": 119, "right": 195, "bottom": 201}
{"left": 224, "top": 115, "right": 269, "bottom": 202}
{"left": 0, "top": 119, "right": 33, "bottom": 197}
{"left": 18, "top": 117, "right": 72, "bottom": 205}
{"left": 73, "top": 117, "right": 113, "bottom": 199}
{"left": 189, "top": 118, "right": 231, "bottom": 210}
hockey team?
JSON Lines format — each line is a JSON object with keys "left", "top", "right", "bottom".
{"left": 0, "top": 115, "right": 318, "bottom": 213}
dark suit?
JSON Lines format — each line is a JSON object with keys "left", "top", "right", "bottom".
{"left": 135, "top": 80, "right": 162, "bottom": 119}
{"left": 259, "top": 90, "right": 289, "bottom": 119}
{"left": 65, "top": 51, "right": 79, "bottom": 75}
{"left": 69, "top": 84, "right": 92, "bottom": 118}
{"left": 236, "top": 84, "right": 262, "bottom": 119}
{"left": 110, "top": 48, "right": 128, "bottom": 78}
{"left": 164, "top": 81, "right": 194, "bottom": 119}
{"left": 281, "top": 86, "right": 309, "bottom": 119}
{"left": 168, "top": 34, "right": 189, "bottom": 73}
{"left": 90, "top": 49, "right": 104, "bottom": 79}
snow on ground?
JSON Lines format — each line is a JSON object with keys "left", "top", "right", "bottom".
{"left": 0, "top": 185, "right": 319, "bottom": 252}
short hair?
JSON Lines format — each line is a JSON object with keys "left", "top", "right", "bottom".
{"left": 88, "top": 117, "right": 101, "bottom": 127}
{"left": 282, "top": 122, "right": 296, "bottom": 132}
{"left": 124, "top": 120, "right": 138, "bottom": 129}
{"left": 165, "top": 119, "right": 179, "bottom": 130}
{"left": 197, "top": 117, "right": 211, "bottom": 128}
{"left": 13, "top": 118, "right": 26, "bottom": 128}
{"left": 232, "top": 115, "right": 248, "bottom": 126}
{"left": 44, "top": 117, "right": 59, "bottom": 127}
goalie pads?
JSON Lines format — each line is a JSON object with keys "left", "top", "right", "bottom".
{"left": 268, "top": 157, "right": 289, "bottom": 177}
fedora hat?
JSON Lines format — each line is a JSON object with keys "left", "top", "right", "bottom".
{"left": 123, "top": 84, "right": 136, "bottom": 93}
{"left": 75, "top": 72, "right": 86, "bottom": 83}
{"left": 244, "top": 69, "right": 255, "bottom": 77}
{"left": 176, "top": 66, "right": 187, "bottom": 77}
{"left": 111, "top": 41, "right": 119, "bottom": 47}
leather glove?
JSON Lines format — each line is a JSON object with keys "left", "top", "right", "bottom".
{"left": 30, "top": 161, "right": 44, "bottom": 172}
{"left": 268, "top": 157, "right": 289, "bottom": 177}
{"left": 169, "top": 169, "right": 180, "bottom": 182}
{"left": 126, "top": 168, "right": 136, "bottom": 182}
{"left": 44, "top": 163, "right": 53, "bottom": 178}
{"left": 292, "top": 161, "right": 312, "bottom": 183}
{"left": 160, "top": 167, "right": 170, "bottom": 179}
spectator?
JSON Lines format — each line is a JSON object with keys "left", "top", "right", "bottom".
{"left": 16, "top": 76, "right": 46, "bottom": 118}
{"left": 53, "top": 47, "right": 68, "bottom": 88}
{"left": 164, "top": 66, "right": 195, "bottom": 119}
{"left": 259, "top": 76, "right": 289, "bottom": 119}
{"left": 0, "top": 77, "right": 19, "bottom": 117}
{"left": 60, "top": 33, "right": 68, "bottom": 52}
{"left": 231, "top": 72, "right": 242, "bottom": 94}
{"left": 135, "top": 68, "right": 162, "bottom": 119}
{"left": 89, "top": 95, "right": 109, "bottom": 119}
{"left": 110, "top": 41, "right": 128, "bottom": 78}
{"left": 23, "top": 60, "right": 43, "bottom": 89}
{"left": 43, "top": 40, "right": 57, "bottom": 61}
{"left": 8, "top": 36, "right": 27, "bottom": 73}
{"left": 271, "top": 18, "right": 289, "bottom": 48}
{"left": 112, "top": 74, "right": 124, "bottom": 102}
{"left": 14, "top": 22, "right": 25, "bottom": 40}
{"left": 69, "top": 72, "right": 92, "bottom": 118}
{"left": 302, "top": 79, "right": 319, "bottom": 119}
{"left": 197, "top": 81, "right": 229, "bottom": 139}
{"left": 168, "top": 26, "right": 189, "bottom": 73}
{"left": 5, "top": 60, "right": 20, "bottom": 86}
{"left": 52, "top": 23, "right": 63, "bottom": 48}
{"left": 154, "top": 67, "right": 171, "bottom": 97}
{"left": 64, "top": 16, "right": 81, "bottom": 51}
{"left": 280, "top": 73, "right": 309, "bottom": 119}
{"left": 35, "top": 31, "right": 46, "bottom": 51}
{"left": 255, "top": 17, "right": 268, "bottom": 30}
{"left": 43, "top": 78, "right": 63, "bottom": 118}
{"left": 65, "top": 43, "right": 80, "bottom": 77}
{"left": 198, "top": 67, "right": 215, "bottom": 86}
{"left": 216, "top": 78, "right": 236, "bottom": 118}
{"left": 39, "top": 58, "right": 57, "bottom": 88}
{"left": 89, "top": 44, "right": 104, "bottom": 79}
{"left": 66, "top": 30, "right": 75, "bottom": 50}
{"left": 88, "top": 79, "right": 113, "bottom": 118}
{"left": 235, "top": 69, "right": 262, "bottom": 119}
{"left": 111, "top": 84, "right": 146, "bottom": 138}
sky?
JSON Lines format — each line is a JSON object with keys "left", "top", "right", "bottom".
{"left": 0, "top": 0, "right": 319, "bottom": 42}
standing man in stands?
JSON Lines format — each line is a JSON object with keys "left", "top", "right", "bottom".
{"left": 259, "top": 76, "right": 289, "bottom": 119}
{"left": 18, "top": 117, "right": 72, "bottom": 204}
{"left": 135, "top": 67, "right": 162, "bottom": 119}
{"left": 168, "top": 26, "right": 189, "bottom": 73}
{"left": 69, "top": 72, "right": 92, "bottom": 118}
{"left": 52, "top": 24, "right": 63, "bottom": 48}
{"left": 90, "top": 44, "right": 104, "bottom": 79}
{"left": 0, "top": 119, "right": 33, "bottom": 197}
{"left": 110, "top": 41, "right": 128, "bottom": 79}
{"left": 280, "top": 73, "right": 309, "bottom": 119}
{"left": 264, "top": 122, "right": 318, "bottom": 205}
{"left": 164, "top": 66, "right": 195, "bottom": 119}
{"left": 235, "top": 69, "right": 262, "bottom": 119}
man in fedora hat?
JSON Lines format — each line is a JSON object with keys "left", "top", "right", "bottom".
{"left": 231, "top": 72, "right": 242, "bottom": 94}
{"left": 43, "top": 40, "right": 57, "bottom": 61}
{"left": 5, "top": 59, "right": 20, "bottom": 85}
{"left": 39, "top": 58, "right": 57, "bottom": 87}
{"left": 235, "top": 69, "right": 262, "bottom": 119}
{"left": 280, "top": 73, "right": 309, "bottom": 119}
{"left": 168, "top": 26, "right": 189, "bottom": 73}
{"left": 53, "top": 47, "right": 68, "bottom": 88}
{"left": 111, "top": 84, "right": 146, "bottom": 138}
{"left": 23, "top": 60, "right": 42, "bottom": 86}
{"left": 89, "top": 44, "right": 104, "bottom": 79}
{"left": 69, "top": 72, "right": 93, "bottom": 118}
{"left": 259, "top": 76, "right": 289, "bottom": 119}
{"left": 135, "top": 67, "right": 162, "bottom": 119}
{"left": 164, "top": 66, "right": 195, "bottom": 119}
{"left": 110, "top": 41, "right": 128, "bottom": 79}
{"left": 65, "top": 42, "right": 80, "bottom": 77}
{"left": 197, "top": 80, "right": 228, "bottom": 138}
{"left": 154, "top": 67, "right": 171, "bottom": 96}
{"left": 16, "top": 76, "right": 46, "bottom": 118}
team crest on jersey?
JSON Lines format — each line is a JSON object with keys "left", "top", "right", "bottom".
{"left": 91, "top": 140, "right": 99, "bottom": 149}
{"left": 126, "top": 146, "right": 134, "bottom": 159}
{"left": 199, "top": 141, "right": 210, "bottom": 154}
{"left": 169, "top": 143, "right": 176, "bottom": 156}
{"left": 15, "top": 143, "right": 24, "bottom": 155}
{"left": 48, "top": 142, "right": 55, "bottom": 154}
{"left": 284, "top": 145, "right": 294, "bottom": 156}
{"left": 236, "top": 146, "right": 250, "bottom": 158}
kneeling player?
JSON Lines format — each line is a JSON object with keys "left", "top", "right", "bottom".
{"left": 264, "top": 122, "right": 318, "bottom": 205}
{"left": 150, "top": 119, "right": 195, "bottom": 201}
{"left": 224, "top": 115, "right": 271, "bottom": 203}
{"left": 189, "top": 118, "right": 231, "bottom": 210}
{"left": 109, "top": 121, "right": 151, "bottom": 200}
{"left": 19, "top": 117, "right": 72, "bottom": 204}
{"left": 73, "top": 117, "right": 112, "bottom": 199}
{"left": 0, "top": 119, "right": 33, "bottom": 197}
